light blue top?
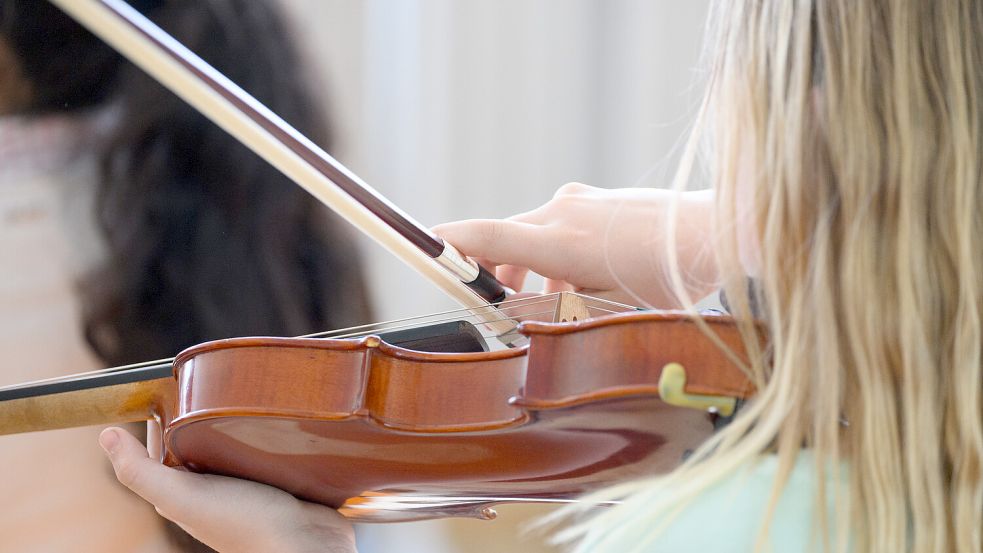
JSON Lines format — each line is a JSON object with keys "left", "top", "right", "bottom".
{"left": 643, "top": 453, "right": 850, "bottom": 552}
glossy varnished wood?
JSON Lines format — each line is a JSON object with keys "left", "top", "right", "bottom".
{"left": 159, "top": 310, "right": 755, "bottom": 521}
{"left": 0, "top": 304, "right": 756, "bottom": 521}
{"left": 519, "top": 312, "right": 753, "bottom": 406}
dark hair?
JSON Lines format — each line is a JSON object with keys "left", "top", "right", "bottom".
{"left": 1, "top": 0, "right": 372, "bottom": 366}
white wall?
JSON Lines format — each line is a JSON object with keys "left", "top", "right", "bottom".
{"left": 283, "top": 0, "right": 709, "bottom": 320}
{"left": 279, "top": 2, "right": 710, "bottom": 551}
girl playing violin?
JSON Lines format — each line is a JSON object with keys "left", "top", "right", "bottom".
{"left": 95, "top": 0, "right": 982, "bottom": 552}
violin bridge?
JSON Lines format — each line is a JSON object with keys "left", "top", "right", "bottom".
{"left": 553, "top": 291, "right": 592, "bottom": 323}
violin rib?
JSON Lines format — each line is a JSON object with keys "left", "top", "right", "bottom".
{"left": 157, "top": 309, "right": 754, "bottom": 522}
{"left": 0, "top": 292, "right": 757, "bottom": 522}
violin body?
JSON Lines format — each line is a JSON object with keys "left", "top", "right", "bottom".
{"left": 161, "top": 310, "right": 753, "bottom": 521}
{"left": 0, "top": 296, "right": 755, "bottom": 522}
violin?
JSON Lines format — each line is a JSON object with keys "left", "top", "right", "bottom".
{"left": 0, "top": 293, "right": 753, "bottom": 522}
{"left": 0, "top": 0, "right": 756, "bottom": 522}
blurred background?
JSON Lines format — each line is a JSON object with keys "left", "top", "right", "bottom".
{"left": 283, "top": 0, "right": 710, "bottom": 321}
{"left": 0, "top": 1, "right": 708, "bottom": 552}
{"left": 278, "top": 1, "right": 709, "bottom": 551}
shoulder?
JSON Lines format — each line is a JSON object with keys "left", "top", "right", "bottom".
{"left": 643, "top": 453, "right": 847, "bottom": 552}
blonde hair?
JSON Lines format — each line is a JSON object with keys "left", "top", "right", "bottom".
{"left": 558, "top": 1, "right": 983, "bottom": 552}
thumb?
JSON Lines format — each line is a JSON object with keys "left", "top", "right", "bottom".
{"left": 98, "top": 428, "right": 357, "bottom": 553}
{"left": 98, "top": 427, "right": 193, "bottom": 520}
{"left": 99, "top": 427, "right": 265, "bottom": 548}
{"left": 99, "top": 428, "right": 213, "bottom": 526}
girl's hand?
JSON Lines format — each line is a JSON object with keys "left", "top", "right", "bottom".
{"left": 433, "top": 183, "right": 717, "bottom": 307}
{"left": 98, "top": 426, "right": 357, "bottom": 553}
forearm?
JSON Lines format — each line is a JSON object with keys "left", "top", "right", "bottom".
{"left": 647, "top": 188, "right": 719, "bottom": 307}
{"left": 594, "top": 187, "right": 718, "bottom": 308}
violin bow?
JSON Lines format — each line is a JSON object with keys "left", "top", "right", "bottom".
{"left": 47, "top": 0, "right": 518, "bottom": 337}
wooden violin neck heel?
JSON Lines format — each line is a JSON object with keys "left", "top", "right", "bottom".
{"left": 0, "top": 377, "right": 172, "bottom": 435}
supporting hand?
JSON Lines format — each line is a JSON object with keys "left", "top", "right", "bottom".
{"left": 98, "top": 426, "right": 357, "bottom": 553}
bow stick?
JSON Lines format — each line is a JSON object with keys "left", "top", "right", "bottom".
{"left": 48, "top": 0, "right": 519, "bottom": 338}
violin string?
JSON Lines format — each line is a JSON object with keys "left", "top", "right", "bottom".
{"left": 315, "top": 309, "right": 561, "bottom": 341}
{"left": 0, "top": 310, "right": 553, "bottom": 392}
{"left": 304, "top": 294, "right": 566, "bottom": 338}
{"left": 320, "top": 292, "right": 635, "bottom": 339}
{"left": 0, "top": 357, "right": 174, "bottom": 393}
{"left": 0, "top": 307, "right": 542, "bottom": 393}
{"left": 307, "top": 292, "right": 641, "bottom": 341}
{"left": 0, "top": 296, "right": 554, "bottom": 391}
{"left": 304, "top": 298, "right": 555, "bottom": 339}
{"left": 585, "top": 303, "right": 640, "bottom": 312}
{"left": 306, "top": 293, "right": 639, "bottom": 340}
{"left": 0, "top": 307, "right": 540, "bottom": 393}
{"left": 309, "top": 300, "right": 560, "bottom": 336}
{"left": 0, "top": 293, "right": 640, "bottom": 394}
{"left": 585, "top": 306, "right": 625, "bottom": 315}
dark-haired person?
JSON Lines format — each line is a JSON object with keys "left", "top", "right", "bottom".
{"left": 0, "top": 0, "right": 370, "bottom": 551}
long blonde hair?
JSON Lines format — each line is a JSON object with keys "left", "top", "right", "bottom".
{"left": 559, "top": 1, "right": 983, "bottom": 552}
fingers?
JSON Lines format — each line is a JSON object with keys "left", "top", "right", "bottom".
{"left": 99, "top": 426, "right": 253, "bottom": 537}
{"left": 543, "top": 278, "right": 575, "bottom": 294}
{"left": 98, "top": 427, "right": 356, "bottom": 553}
{"left": 433, "top": 219, "right": 543, "bottom": 266}
{"left": 433, "top": 219, "right": 544, "bottom": 291}
{"left": 432, "top": 182, "right": 615, "bottom": 295}
{"left": 495, "top": 264, "right": 530, "bottom": 292}
{"left": 433, "top": 219, "right": 579, "bottom": 282}
{"left": 99, "top": 427, "right": 193, "bottom": 521}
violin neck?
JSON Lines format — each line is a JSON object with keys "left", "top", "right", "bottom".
{"left": 0, "top": 364, "right": 173, "bottom": 435}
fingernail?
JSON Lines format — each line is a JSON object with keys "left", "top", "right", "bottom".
{"left": 99, "top": 428, "right": 121, "bottom": 455}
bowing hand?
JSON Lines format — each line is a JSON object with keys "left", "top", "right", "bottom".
{"left": 434, "top": 183, "right": 716, "bottom": 307}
